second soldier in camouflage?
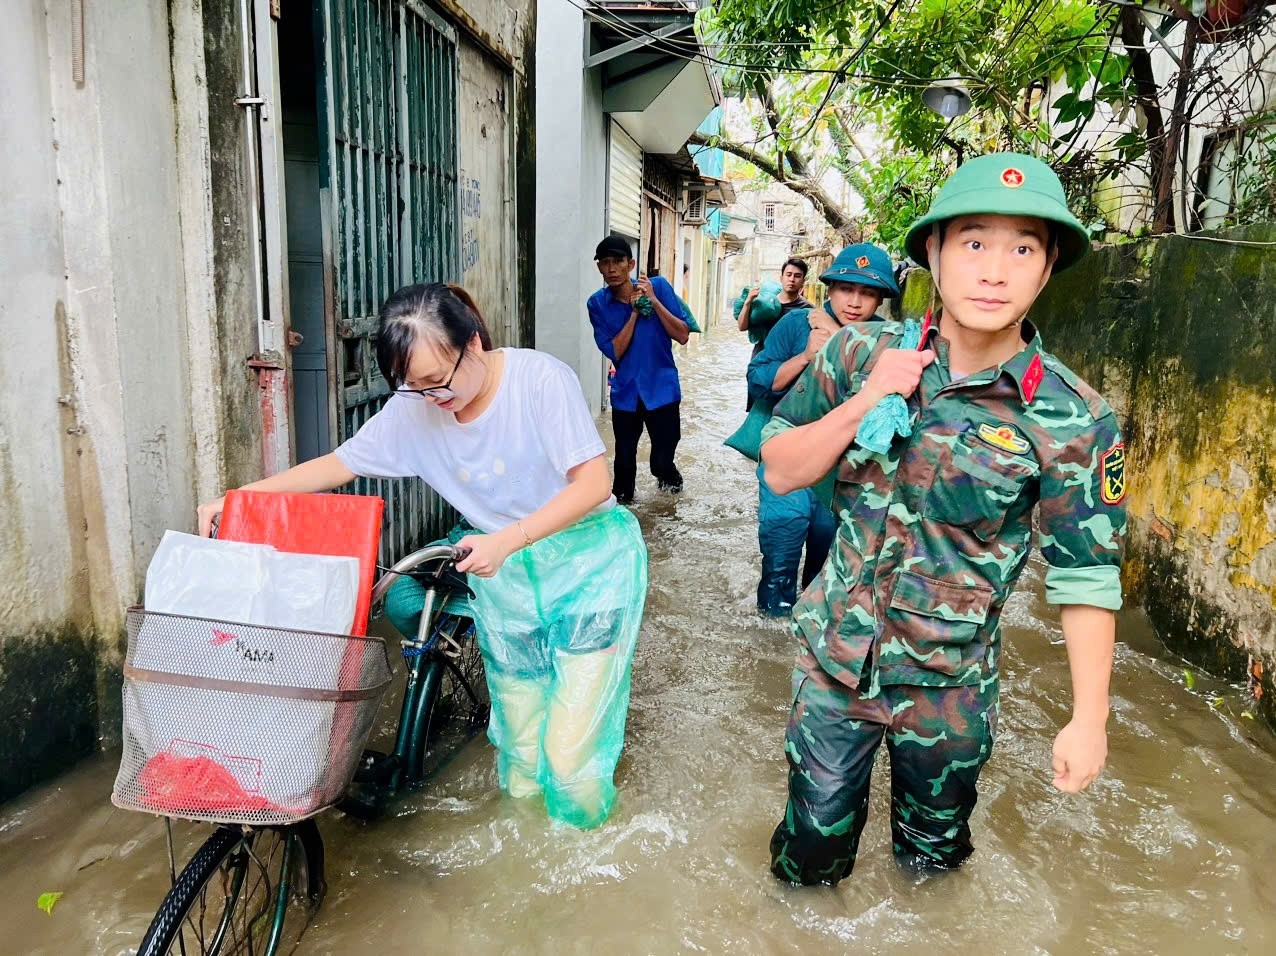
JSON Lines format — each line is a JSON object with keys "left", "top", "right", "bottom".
{"left": 761, "top": 153, "right": 1129, "bottom": 885}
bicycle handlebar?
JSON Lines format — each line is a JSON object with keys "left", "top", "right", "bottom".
{"left": 369, "top": 544, "right": 465, "bottom": 607}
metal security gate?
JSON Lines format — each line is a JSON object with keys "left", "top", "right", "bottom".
{"left": 315, "top": 0, "right": 460, "bottom": 561}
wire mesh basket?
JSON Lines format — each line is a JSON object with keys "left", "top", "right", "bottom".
{"left": 112, "top": 607, "right": 393, "bottom": 826}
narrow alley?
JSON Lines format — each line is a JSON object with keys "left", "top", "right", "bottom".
{"left": 3, "top": 332, "right": 1276, "bottom": 955}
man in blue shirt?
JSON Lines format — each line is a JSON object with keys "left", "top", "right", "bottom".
{"left": 745, "top": 243, "right": 899, "bottom": 615}
{"left": 588, "top": 234, "right": 691, "bottom": 503}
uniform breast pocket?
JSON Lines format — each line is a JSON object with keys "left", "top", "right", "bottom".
{"left": 923, "top": 431, "right": 1038, "bottom": 541}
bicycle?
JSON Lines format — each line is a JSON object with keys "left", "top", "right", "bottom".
{"left": 120, "top": 543, "right": 488, "bottom": 956}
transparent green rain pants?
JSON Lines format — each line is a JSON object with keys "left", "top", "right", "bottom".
{"left": 386, "top": 507, "right": 647, "bottom": 829}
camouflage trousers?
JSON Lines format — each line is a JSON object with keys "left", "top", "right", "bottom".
{"left": 770, "top": 665, "right": 999, "bottom": 886}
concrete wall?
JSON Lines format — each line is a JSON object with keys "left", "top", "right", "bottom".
{"left": 534, "top": 0, "right": 609, "bottom": 412}
{"left": 200, "top": 0, "right": 269, "bottom": 491}
{"left": 1024, "top": 225, "right": 1276, "bottom": 724}
{"left": 1, "top": 0, "right": 213, "bottom": 799}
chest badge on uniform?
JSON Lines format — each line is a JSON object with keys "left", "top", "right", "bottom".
{"left": 977, "top": 422, "right": 1030, "bottom": 455}
{"left": 1101, "top": 443, "right": 1127, "bottom": 504}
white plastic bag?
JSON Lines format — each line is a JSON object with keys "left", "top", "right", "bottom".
{"left": 144, "top": 530, "right": 360, "bottom": 634}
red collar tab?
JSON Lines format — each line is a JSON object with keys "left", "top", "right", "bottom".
{"left": 1021, "top": 353, "right": 1044, "bottom": 403}
{"left": 918, "top": 309, "right": 935, "bottom": 350}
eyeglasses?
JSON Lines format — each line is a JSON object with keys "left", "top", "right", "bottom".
{"left": 394, "top": 348, "right": 466, "bottom": 401}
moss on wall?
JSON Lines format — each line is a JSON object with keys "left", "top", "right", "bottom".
{"left": 0, "top": 627, "right": 99, "bottom": 802}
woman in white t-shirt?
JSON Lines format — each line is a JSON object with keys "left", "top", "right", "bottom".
{"left": 197, "top": 283, "right": 648, "bottom": 829}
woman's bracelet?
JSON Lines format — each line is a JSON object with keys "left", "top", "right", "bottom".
{"left": 516, "top": 520, "right": 534, "bottom": 548}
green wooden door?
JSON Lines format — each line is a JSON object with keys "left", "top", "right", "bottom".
{"left": 315, "top": 0, "right": 460, "bottom": 561}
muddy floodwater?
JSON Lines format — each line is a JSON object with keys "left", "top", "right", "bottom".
{"left": 4, "top": 330, "right": 1276, "bottom": 955}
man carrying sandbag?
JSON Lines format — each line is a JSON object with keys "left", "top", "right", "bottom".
{"left": 742, "top": 244, "right": 898, "bottom": 616}
{"left": 587, "top": 234, "right": 691, "bottom": 503}
{"left": 737, "top": 258, "right": 814, "bottom": 354}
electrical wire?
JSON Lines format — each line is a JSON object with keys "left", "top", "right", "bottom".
{"left": 560, "top": 0, "right": 982, "bottom": 88}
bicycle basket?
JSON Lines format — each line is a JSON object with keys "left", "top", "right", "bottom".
{"left": 112, "top": 607, "right": 393, "bottom": 826}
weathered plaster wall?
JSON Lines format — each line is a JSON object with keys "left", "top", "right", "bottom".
{"left": 2, "top": 0, "right": 216, "bottom": 798}
{"left": 444, "top": 0, "right": 534, "bottom": 352}
{"left": 202, "top": 0, "right": 269, "bottom": 491}
{"left": 0, "top": 0, "right": 98, "bottom": 801}
{"left": 1027, "top": 226, "right": 1276, "bottom": 723}
{"left": 459, "top": 41, "right": 518, "bottom": 344}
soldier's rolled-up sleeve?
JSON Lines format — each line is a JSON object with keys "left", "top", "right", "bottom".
{"left": 1037, "top": 413, "right": 1128, "bottom": 610}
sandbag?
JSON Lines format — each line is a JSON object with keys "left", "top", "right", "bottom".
{"left": 731, "top": 280, "right": 784, "bottom": 344}
{"left": 724, "top": 395, "right": 777, "bottom": 463}
{"left": 677, "top": 296, "right": 702, "bottom": 333}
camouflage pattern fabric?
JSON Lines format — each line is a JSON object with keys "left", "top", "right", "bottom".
{"left": 762, "top": 318, "right": 1128, "bottom": 693}
{"left": 769, "top": 664, "right": 999, "bottom": 885}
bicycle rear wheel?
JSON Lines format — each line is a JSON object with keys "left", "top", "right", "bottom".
{"left": 137, "top": 820, "right": 324, "bottom": 956}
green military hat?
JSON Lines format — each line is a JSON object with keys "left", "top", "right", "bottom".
{"left": 820, "top": 243, "right": 900, "bottom": 297}
{"left": 904, "top": 152, "right": 1091, "bottom": 272}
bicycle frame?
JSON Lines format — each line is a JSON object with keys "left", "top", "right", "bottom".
{"left": 368, "top": 544, "right": 469, "bottom": 793}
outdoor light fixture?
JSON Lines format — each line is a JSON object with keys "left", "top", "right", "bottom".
{"left": 923, "top": 82, "right": 972, "bottom": 120}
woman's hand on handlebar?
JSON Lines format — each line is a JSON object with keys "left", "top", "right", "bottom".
{"left": 197, "top": 497, "right": 225, "bottom": 538}
{"left": 455, "top": 530, "right": 517, "bottom": 578}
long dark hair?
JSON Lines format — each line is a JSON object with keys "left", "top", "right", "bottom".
{"left": 375, "top": 283, "right": 493, "bottom": 389}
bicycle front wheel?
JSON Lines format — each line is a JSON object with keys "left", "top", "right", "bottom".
{"left": 137, "top": 820, "right": 325, "bottom": 956}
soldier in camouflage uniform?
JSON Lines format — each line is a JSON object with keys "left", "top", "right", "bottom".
{"left": 761, "top": 153, "right": 1128, "bottom": 885}
{"left": 745, "top": 243, "right": 899, "bottom": 617}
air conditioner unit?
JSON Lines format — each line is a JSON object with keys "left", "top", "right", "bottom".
{"left": 682, "top": 185, "right": 708, "bottom": 224}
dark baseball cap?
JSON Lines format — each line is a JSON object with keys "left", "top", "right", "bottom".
{"left": 594, "top": 234, "right": 633, "bottom": 261}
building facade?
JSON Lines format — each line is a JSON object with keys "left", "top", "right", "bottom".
{"left": 535, "top": 0, "right": 725, "bottom": 409}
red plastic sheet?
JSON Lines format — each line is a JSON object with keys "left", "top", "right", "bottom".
{"left": 218, "top": 490, "right": 383, "bottom": 635}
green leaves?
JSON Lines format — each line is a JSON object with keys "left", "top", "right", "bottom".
{"left": 701, "top": 0, "right": 1151, "bottom": 246}
{"left": 37, "top": 892, "right": 63, "bottom": 916}
{"left": 1111, "top": 130, "right": 1148, "bottom": 162}
{"left": 1052, "top": 91, "right": 1095, "bottom": 124}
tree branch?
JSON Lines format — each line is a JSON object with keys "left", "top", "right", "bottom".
{"left": 690, "top": 131, "right": 855, "bottom": 234}
{"left": 1120, "top": 6, "right": 1172, "bottom": 232}
{"left": 825, "top": 115, "right": 885, "bottom": 220}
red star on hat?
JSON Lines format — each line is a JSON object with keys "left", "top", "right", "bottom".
{"left": 855, "top": 255, "right": 869, "bottom": 268}
{"left": 1001, "top": 168, "right": 1025, "bottom": 188}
